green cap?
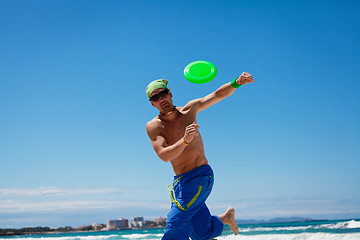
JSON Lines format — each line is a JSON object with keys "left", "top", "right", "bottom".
{"left": 146, "top": 79, "right": 168, "bottom": 98}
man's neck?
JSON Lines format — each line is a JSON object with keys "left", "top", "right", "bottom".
{"left": 159, "top": 106, "right": 178, "bottom": 120}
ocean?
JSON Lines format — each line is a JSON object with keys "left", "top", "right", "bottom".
{"left": 1, "top": 219, "right": 360, "bottom": 240}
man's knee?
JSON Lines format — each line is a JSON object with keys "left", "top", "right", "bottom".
{"left": 162, "top": 220, "right": 192, "bottom": 240}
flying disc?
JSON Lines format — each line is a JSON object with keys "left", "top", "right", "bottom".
{"left": 184, "top": 60, "right": 217, "bottom": 84}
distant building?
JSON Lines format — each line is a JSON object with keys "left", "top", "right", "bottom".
{"left": 106, "top": 218, "right": 129, "bottom": 230}
{"left": 132, "top": 216, "right": 144, "bottom": 222}
{"left": 92, "top": 223, "right": 105, "bottom": 231}
{"left": 154, "top": 217, "right": 166, "bottom": 227}
{"left": 130, "top": 216, "right": 145, "bottom": 228}
{"left": 154, "top": 217, "right": 166, "bottom": 225}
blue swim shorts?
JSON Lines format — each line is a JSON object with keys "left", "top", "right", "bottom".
{"left": 162, "top": 164, "right": 223, "bottom": 240}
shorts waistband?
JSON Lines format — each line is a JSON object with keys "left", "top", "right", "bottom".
{"left": 174, "top": 164, "right": 212, "bottom": 180}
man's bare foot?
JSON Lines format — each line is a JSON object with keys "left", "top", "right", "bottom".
{"left": 219, "top": 207, "right": 239, "bottom": 235}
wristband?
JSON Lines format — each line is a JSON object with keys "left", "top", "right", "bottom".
{"left": 182, "top": 137, "right": 189, "bottom": 145}
{"left": 231, "top": 78, "right": 242, "bottom": 88}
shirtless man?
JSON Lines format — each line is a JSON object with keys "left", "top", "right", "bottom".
{"left": 146, "top": 72, "right": 254, "bottom": 240}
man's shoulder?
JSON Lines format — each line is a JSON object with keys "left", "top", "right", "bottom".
{"left": 146, "top": 116, "right": 161, "bottom": 133}
{"left": 182, "top": 98, "right": 202, "bottom": 112}
{"left": 146, "top": 116, "right": 160, "bottom": 127}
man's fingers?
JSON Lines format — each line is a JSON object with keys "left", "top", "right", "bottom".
{"left": 187, "top": 129, "right": 199, "bottom": 135}
{"left": 185, "top": 122, "right": 200, "bottom": 141}
{"left": 188, "top": 132, "right": 198, "bottom": 136}
{"left": 187, "top": 122, "right": 200, "bottom": 129}
{"left": 190, "top": 122, "right": 199, "bottom": 127}
{"left": 186, "top": 128, "right": 200, "bottom": 136}
{"left": 245, "top": 76, "right": 254, "bottom": 83}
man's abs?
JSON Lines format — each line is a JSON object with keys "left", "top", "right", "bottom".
{"left": 170, "top": 152, "right": 208, "bottom": 176}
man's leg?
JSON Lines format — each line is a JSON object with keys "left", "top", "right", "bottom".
{"left": 163, "top": 165, "right": 217, "bottom": 239}
{"left": 163, "top": 179, "right": 212, "bottom": 239}
{"left": 190, "top": 203, "right": 223, "bottom": 240}
{"left": 218, "top": 207, "right": 239, "bottom": 235}
{"left": 162, "top": 203, "right": 194, "bottom": 240}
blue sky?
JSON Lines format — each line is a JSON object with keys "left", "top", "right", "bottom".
{"left": 0, "top": 0, "right": 359, "bottom": 228}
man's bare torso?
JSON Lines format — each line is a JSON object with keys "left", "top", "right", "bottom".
{"left": 149, "top": 104, "right": 208, "bottom": 175}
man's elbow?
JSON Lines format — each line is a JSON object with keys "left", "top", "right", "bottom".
{"left": 157, "top": 152, "right": 172, "bottom": 163}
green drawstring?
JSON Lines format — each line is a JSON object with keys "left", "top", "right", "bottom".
{"left": 166, "top": 176, "right": 187, "bottom": 211}
{"left": 166, "top": 175, "right": 209, "bottom": 211}
{"left": 166, "top": 176, "right": 183, "bottom": 191}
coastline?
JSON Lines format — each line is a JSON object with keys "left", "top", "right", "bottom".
{"left": 0, "top": 226, "right": 166, "bottom": 237}
{"left": 1, "top": 219, "right": 360, "bottom": 240}
{"left": 0, "top": 217, "right": 336, "bottom": 237}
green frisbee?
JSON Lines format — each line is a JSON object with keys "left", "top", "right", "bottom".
{"left": 184, "top": 60, "right": 217, "bottom": 84}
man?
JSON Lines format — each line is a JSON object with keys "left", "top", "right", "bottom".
{"left": 146, "top": 72, "right": 254, "bottom": 240}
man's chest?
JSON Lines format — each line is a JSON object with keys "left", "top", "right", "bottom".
{"left": 161, "top": 113, "right": 196, "bottom": 145}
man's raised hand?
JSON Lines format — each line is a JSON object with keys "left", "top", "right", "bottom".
{"left": 236, "top": 72, "right": 255, "bottom": 85}
{"left": 183, "top": 122, "right": 200, "bottom": 144}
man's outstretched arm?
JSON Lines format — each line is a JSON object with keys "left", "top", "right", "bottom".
{"left": 186, "top": 72, "right": 254, "bottom": 113}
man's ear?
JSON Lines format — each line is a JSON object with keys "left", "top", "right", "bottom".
{"left": 150, "top": 101, "right": 155, "bottom": 107}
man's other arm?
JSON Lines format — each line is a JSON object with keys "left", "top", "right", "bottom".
{"left": 146, "top": 121, "right": 199, "bottom": 162}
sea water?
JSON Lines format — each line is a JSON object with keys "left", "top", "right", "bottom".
{"left": 1, "top": 219, "right": 360, "bottom": 240}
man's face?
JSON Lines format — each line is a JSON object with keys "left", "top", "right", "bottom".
{"left": 149, "top": 88, "right": 173, "bottom": 112}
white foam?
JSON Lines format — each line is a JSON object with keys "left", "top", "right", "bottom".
{"left": 6, "top": 235, "right": 119, "bottom": 240}
{"left": 236, "top": 220, "right": 360, "bottom": 233}
{"left": 318, "top": 220, "right": 360, "bottom": 230}
{"left": 348, "top": 220, "right": 360, "bottom": 229}
{"left": 238, "top": 225, "right": 311, "bottom": 233}
{"left": 217, "top": 232, "right": 360, "bottom": 240}
{"left": 121, "top": 233, "right": 163, "bottom": 239}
